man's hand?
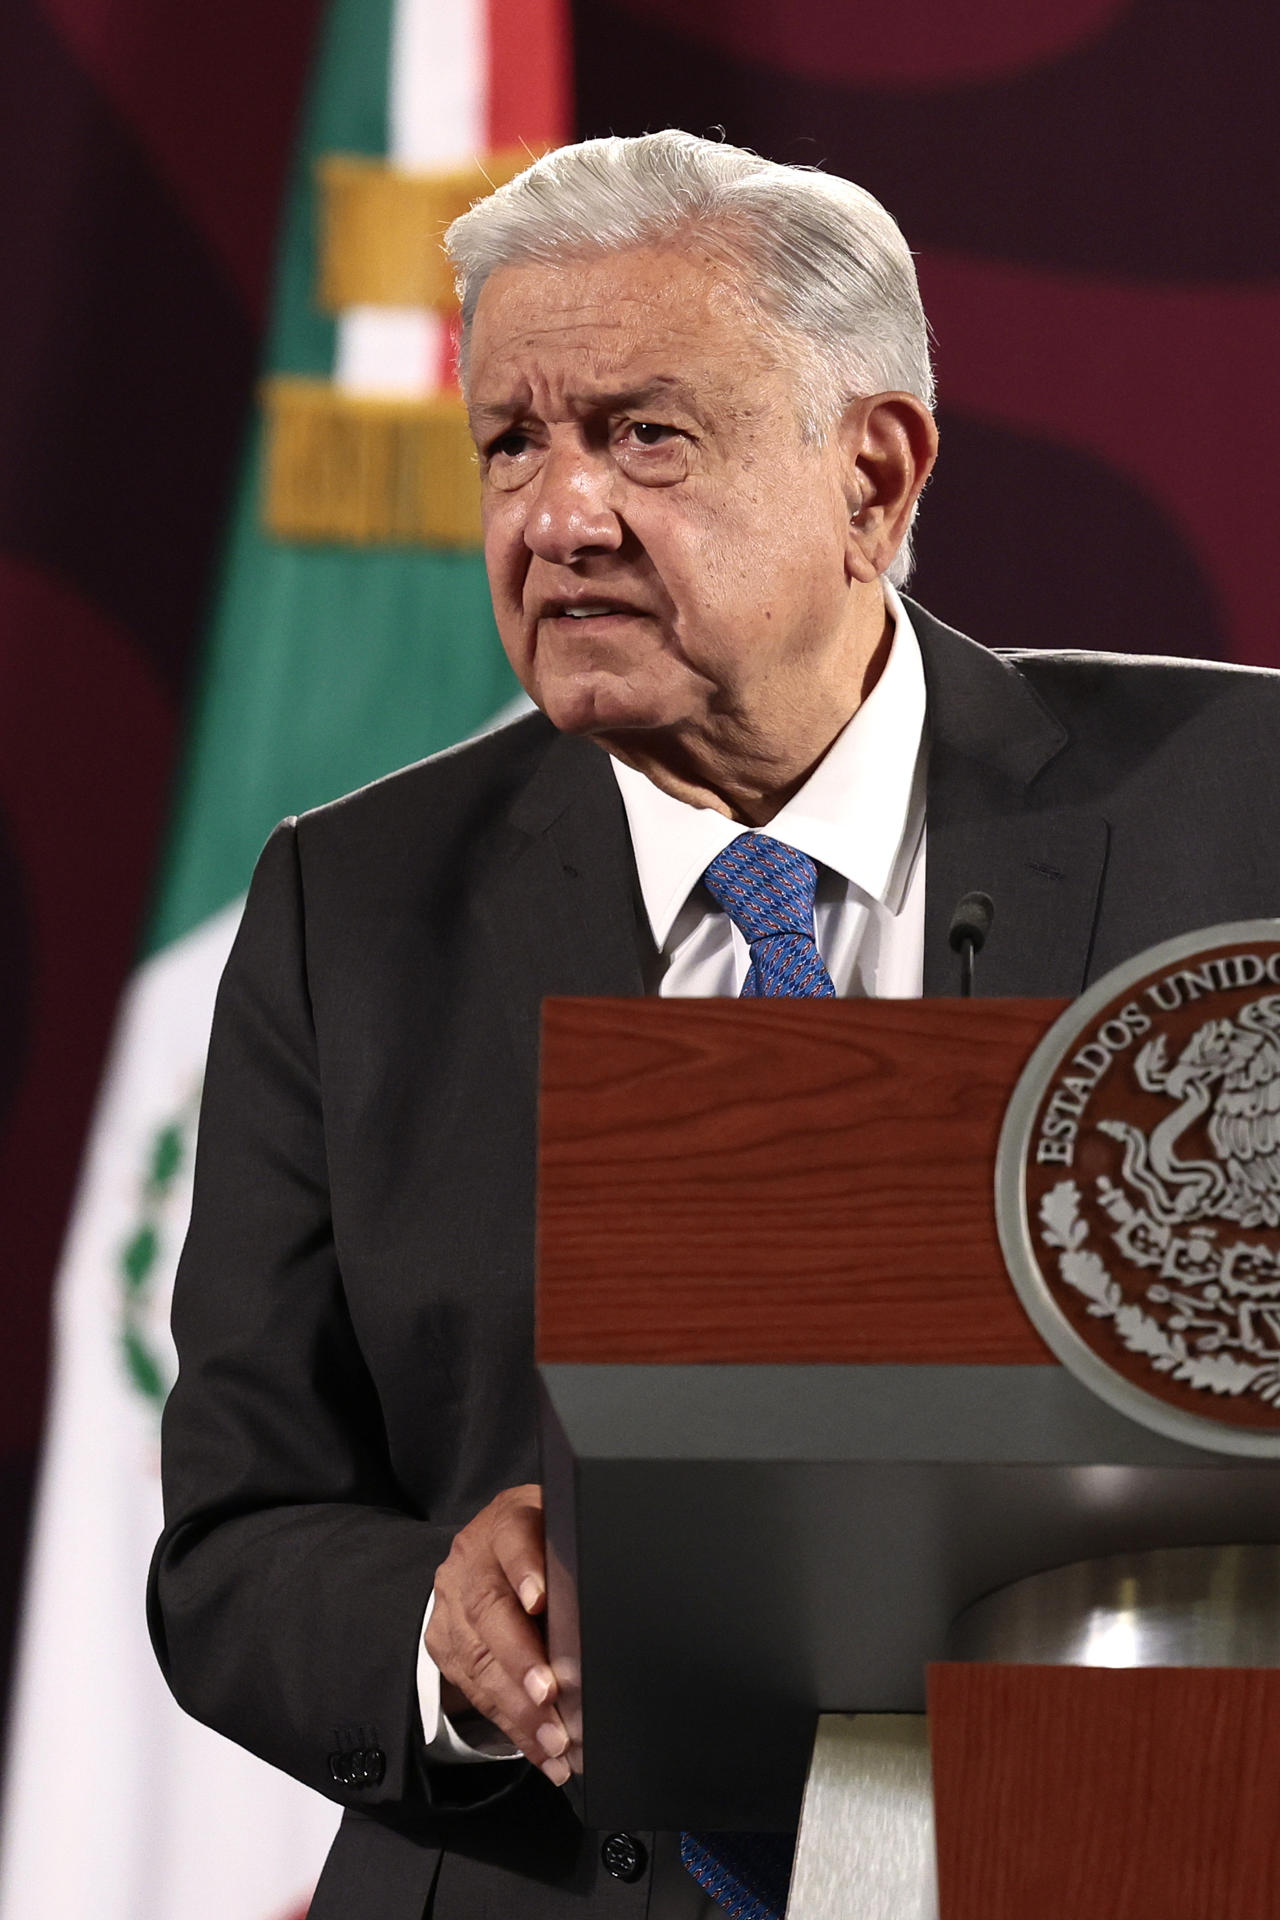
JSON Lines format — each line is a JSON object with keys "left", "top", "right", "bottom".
{"left": 425, "top": 1484, "right": 572, "bottom": 1784}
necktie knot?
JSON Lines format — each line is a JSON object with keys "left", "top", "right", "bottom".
{"left": 702, "top": 834, "right": 819, "bottom": 941}
{"left": 701, "top": 834, "right": 835, "bottom": 999}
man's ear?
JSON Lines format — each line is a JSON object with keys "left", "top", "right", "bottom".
{"left": 838, "top": 394, "right": 939, "bottom": 584}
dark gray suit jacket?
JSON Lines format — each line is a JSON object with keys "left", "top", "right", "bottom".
{"left": 148, "top": 602, "right": 1280, "bottom": 1919}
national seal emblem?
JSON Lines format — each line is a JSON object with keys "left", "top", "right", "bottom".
{"left": 997, "top": 922, "right": 1280, "bottom": 1455}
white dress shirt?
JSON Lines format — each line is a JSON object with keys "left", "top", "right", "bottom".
{"left": 418, "top": 584, "right": 929, "bottom": 1759}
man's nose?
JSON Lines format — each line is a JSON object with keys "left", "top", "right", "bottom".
{"left": 523, "top": 439, "right": 622, "bottom": 563}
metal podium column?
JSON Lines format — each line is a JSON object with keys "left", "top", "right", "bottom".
{"left": 786, "top": 1716, "right": 937, "bottom": 1920}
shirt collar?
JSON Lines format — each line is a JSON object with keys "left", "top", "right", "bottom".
{"left": 610, "top": 584, "right": 928, "bottom": 952}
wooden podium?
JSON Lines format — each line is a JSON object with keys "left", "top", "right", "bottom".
{"left": 535, "top": 997, "right": 1280, "bottom": 1918}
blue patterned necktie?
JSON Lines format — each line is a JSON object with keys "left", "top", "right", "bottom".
{"left": 702, "top": 833, "right": 836, "bottom": 999}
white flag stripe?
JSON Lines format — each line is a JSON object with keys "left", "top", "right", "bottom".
{"left": 334, "top": 305, "right": 443, "bottom": 396}
{"left": 0, "top": 902, "right": 340, "bottom": 1920}
{"left": 390, "top": 0, "right": 486, "bottom": 168}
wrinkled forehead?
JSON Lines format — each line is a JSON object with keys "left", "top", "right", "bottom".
{"left": 465, "top": 245, "right": 793, "bottom": 411}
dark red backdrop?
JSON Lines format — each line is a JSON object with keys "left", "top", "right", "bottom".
{"left": 573, "top": 0, "right": 1280, "bottom": 670}
{"left": 0, "top": 0, "right": 324, "bottom": 1743}
{"left": 1, "top": 0, "right": 1278, "bottom": 1765}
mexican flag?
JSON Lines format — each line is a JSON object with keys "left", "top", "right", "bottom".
{"left": 0, "top": 1, "right": 565, "bottom": 1915}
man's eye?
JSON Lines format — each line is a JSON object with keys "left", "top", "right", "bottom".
{"left": 627, "top": 421, "right": 676, "bottom": 446}
{"left": 488, "top": 430, "right": 532, "bottom": 460}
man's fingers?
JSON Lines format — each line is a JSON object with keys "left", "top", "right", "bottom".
{"left": 523, "top": 1661, "right": 557, "bottom": 1706}
{"left": 458, "top": 1638, "right": 569, "bottom": 1763}
{"left": 490, "top": 1490, "right": 546, "bottom": 1616}
{"left": 431, "top": 1581, "right": 567, "bottom": 1757}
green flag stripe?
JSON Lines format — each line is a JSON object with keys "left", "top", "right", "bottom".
{"left": 145, "top": 0, "right": 516, "bottom": 955}
{"left": 267, "top": 0, "right": 393, "bottom": 382}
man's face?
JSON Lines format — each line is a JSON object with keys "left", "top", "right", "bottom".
{"left": 467, "top": 244, "right": 861, "bottom": 746}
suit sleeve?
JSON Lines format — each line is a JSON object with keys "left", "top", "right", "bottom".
{"left": 147, "top": 821, "right": 521, "bottom": 1819}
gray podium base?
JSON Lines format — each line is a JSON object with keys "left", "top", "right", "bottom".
{"left": 786, "top": 1716, "right": 937, "bottom": 1920}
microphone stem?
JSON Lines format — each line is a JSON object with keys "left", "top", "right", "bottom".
{"left": 961, "top": 939, "right": 975, "bottom": 999}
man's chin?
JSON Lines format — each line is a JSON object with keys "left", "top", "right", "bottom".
{"left": 534, "top": 676, "right": 681, "bottom": 739}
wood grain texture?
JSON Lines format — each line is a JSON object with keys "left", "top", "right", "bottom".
{"left": 537, "top": 997, "right": 1065, "bottom": 1363}
{"left": 929, "top": 1662, "right": 1280, "bottom": 1920}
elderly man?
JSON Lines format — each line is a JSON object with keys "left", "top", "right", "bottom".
{"left": 150, "top": 131, "right": 1280, "bottom": 1920}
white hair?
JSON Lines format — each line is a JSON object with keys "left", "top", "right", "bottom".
{"left": 445, "top": 130, "right": 935, "bottom": 585}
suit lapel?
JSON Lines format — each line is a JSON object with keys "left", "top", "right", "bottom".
{"left": 911, "top": 602, "right": 1109, "bottom": 998}
{"left": 477, "top": 731, "right": 651, "bottom": 1077}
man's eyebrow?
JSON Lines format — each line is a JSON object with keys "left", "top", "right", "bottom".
{"left": 469, "top": 400, "right": 524, "bottom": 430}
{"left": 587, "top": 376, "right": 699, "bottom": 412}
{"left": 470, "top": 376, "right": 699, "bottom": 428}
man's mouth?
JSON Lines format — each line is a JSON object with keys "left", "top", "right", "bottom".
{"left": 539, "top": 598, "right": 649, "bottom": 622}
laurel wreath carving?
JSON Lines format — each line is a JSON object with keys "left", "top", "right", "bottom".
{"left": 1038, "top": 1180, "right": 1280, "bottom": 1401}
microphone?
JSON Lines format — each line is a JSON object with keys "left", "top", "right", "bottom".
{"left": 948, "top": 891, "right": 994, "bottom": 999}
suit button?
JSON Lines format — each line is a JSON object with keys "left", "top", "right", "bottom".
{"left": 601, "top": 1832, "right": 647, "bottom": 1882}
{"left": 328, "top": 1747, "right": 386, "bottom": 1789}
